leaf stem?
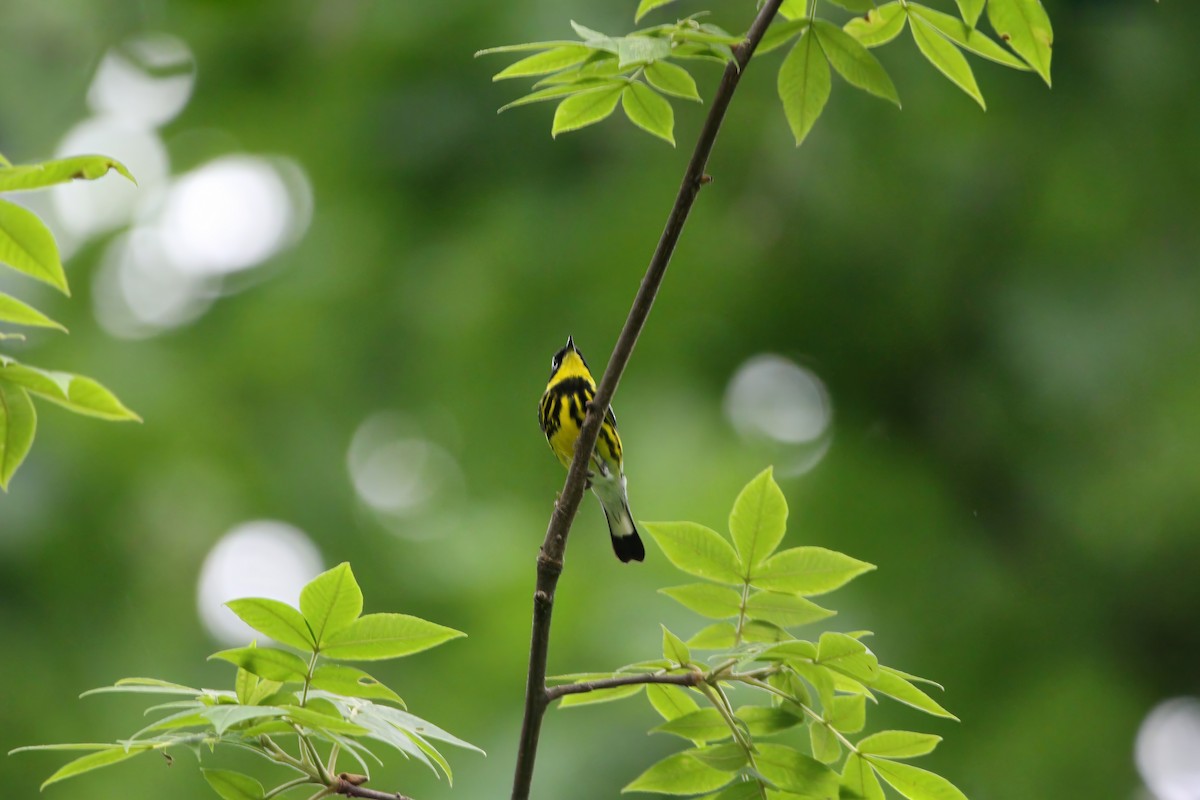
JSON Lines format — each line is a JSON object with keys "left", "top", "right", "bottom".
{"left": 265, "top": 776, "right": 316, "bottom": 799}
{"left": 742, "top": 676, "right": 859, "bottom": 752}
{"left": 510, "top": 3, "right": 786, "bottom": 797}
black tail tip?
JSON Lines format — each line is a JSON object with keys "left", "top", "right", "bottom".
{"left": 611, "top": 532, "right": 645, "bottom": 563}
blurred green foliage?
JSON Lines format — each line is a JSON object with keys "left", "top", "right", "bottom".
{"left": 1, "top": 1, "right": 1197, "bottom": 799}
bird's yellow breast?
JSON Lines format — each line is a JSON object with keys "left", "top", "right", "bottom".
{"left": 539, "top": 352, "right": 623, "bottom": 472}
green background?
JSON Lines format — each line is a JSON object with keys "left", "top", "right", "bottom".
{"left": 1, "top": 1, "right": 1197, "bottom": 798}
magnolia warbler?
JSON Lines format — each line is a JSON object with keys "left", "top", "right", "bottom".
{"left": 538, "top": 336, "right": 645, "bottom": 563}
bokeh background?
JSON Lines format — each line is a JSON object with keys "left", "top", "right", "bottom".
{"left": 1, "top": 1, "right": 1197, "bottom": 798}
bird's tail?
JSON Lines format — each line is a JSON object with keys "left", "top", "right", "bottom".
{"left": 600, "top": 493, "right": 645, "bottom": 563}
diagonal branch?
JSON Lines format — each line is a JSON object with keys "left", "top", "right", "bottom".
{"left": 511, "top": 2, "right": 785, "bottom": 798}
{"left": 546, "top": 671, "right": 702, "bottom": 702}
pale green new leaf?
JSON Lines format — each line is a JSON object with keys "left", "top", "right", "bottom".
{"left": 322, "top": 613, "right": 463, "bottom": 661}
{"left": 280, "top": 704, "right": 369, "bottom": 735}
{"left": 500, "top": 81, "right": 622, "bottom": 113}
{"left": 955, "top": 0, "right": 985, "bottom": 26}
{"left": 552, "top": 85, "right": 624, "bottom": 137}
{"left": 40, "top": 745, "right": 153, "bottom": 789}
{"left": 777, "top": 28, "right": 830, "bottom": 147}
{"left": 812, "top": 19, "right": 900, "bottom": 106}
{"left": 209, "top": 646, "right": 309, "bottom": 682}
{"left": 226, "top": 597, "right": 315, "bottom": 651}
{"left": 558, "top": 683, "right": 644, "bottom": 707}
{"left": 493, "top": 46, "right": 592, "bottom": 80}
{"left": 873, "top": 667, "right": 957, "bottom": 720}
{"left": 617, "top": 35, "right": 672, "bottom": 67}
{"left": 201, "top": 705, "right": 286, "bottom": 736}
{"left": 0, "top": 198, "right": 68, "bottom": 294}
{"left": 300, "top": 562, "right": 363, "bottom": 647}
{"left": 570, "top": 21, "right": 620, "bottom": 52}
{"left": 910, "top": 15, "right": 985, "bottom": 109}
{"left": 475, "top": 40, "right": 587, "bottom": 56}
{"left": 845, "top": 3, "right": 907, "bottom": 48}
{"left": 754, "top": 743, "right": 839, "bottom": 795}
{"left": 363, "top": 702, "right": 484, "bottom": 754}
{"left": 810, "top": 720, "right": 841, "bottom": 763}
{"left": 689, "top": 743, "right": 749, "bottom": 772}
{"left": 868, "top": 758, "right": 968, "bottom": 800}
{"left": 815, "top": 632, "right": 879, "bottom": 683}
{"left": 908, "top": 4, "right": 1030, "bottom": 69}
{"left": 644, "top": 60, "right": 700, "bottom": 101}
{"left": 644, "top": 522, "right": 744, "bottom": 584}
{"left": 81, "top": 677, "right": 201, "bottom": 698}
{"left": 729, "top": 466, "right": 789, "bottom": 572}
{"left": 311, "top": 664, "right": 405, "bottom": 706}
{"left": 202, "top": 768, "right": 265, "bottom": 800}
{"left": 754, "top": 546, "right": 875, "bottom": 595}
{"left": 622, "top": 82, "right": 675, "bottom": 145}
{"left": 757, "top": 19, "right": 809, "bottom": 57}
{"left": 734, "top": 705, "right": 803, "bottom": 736}
{"left": 660, "top": 583, "right": 742, "bottom": 619}
{"left": 741, "top": 619, "right": 792, "bottom": 644}
{"left": 0, "top": 155, "right": 134, "bottom": 192}
{"left": 744, "top": 591, "right": 834, "bottom": 628}
{"left": 647, "top": 683, "right": 701, "bottom": 721}
{"left": 662, "top": 625, "right": 691, "bottom": 665}
{"left": 778, "top": 0, "right": 807, "bottom": 21}
{"left": 635, "top": 0, "right": 676, "bottom": 22}
{"left": 829, "top": 693, "right": 867, "bottom": 734}
{"left": 987, "top": 0, "right": 1053, "bottom": 85}
{"left": 698, "top": 782, "right": 762, "bottom": 800}
{"left": 235, "top": 666, "right": 256, "bottom": 705}
{"left": 623, "top": 750, "right": 735, "bottom": 795}
{"left": 653, "top": 708, "right": 731, "bottom": 744}
{"left": 0, "top": 379, "right": 35, "bottom": 490}
{"left": 0, "top": 357, "right": 140, "bottom": 421}
{"left": 0, "top": 291, "right": 66, "bottom": 330}
{"left": 687, "top": 622, "right": 738, "bottom": 649}
{"left": 858, "top": 730, "right": 942, "bottom": 759}
{"left": 843, "top": 754, "right": 886, "bottom": 800}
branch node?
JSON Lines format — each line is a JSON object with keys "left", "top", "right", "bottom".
{"left": 700, "top": 173, "right": 714, "bottom": 186}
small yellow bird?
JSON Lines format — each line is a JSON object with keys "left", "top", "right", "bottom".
{"left": 538, "top": 336, "right": 644, "bottom": 563}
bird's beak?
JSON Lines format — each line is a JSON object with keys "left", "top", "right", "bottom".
{"left": 565, "top": 335, "right": 575, "bottom": 351}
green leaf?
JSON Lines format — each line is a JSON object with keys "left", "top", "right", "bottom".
{"left": 662, "top": 625, "right": 691, "bottom": 665}
{"left": 858, "top": 730, "right": 942, "bottom": 759}
{"left": 908, "top": 4, "right": 1030, "bottom": 69}
{"left": 493, "top": 45, "right": 593, "bottom": 80}
{"left": 729, "top": 467, "right": 789, "bottom": 572}
{"left": 686, "top": 622, "right": 738, "bottom": 650}
{"left": 227, "top": 598, "right": 316, "bottom": 651}
{"left": 828, "top": 694, "right": 866, "bottom": 734}
{"left": 754, "top": 743, "right": 839, "bottom": 795}
{"left": 499, "top": 80, "right": 624, "bottom": 113}
{"left": 201, "top": 705, "right": 287, "bottom": 736}
{"left": 689, "top": 743, "right": 749, "bottom": 772}
{"left": 986, "top": 0, "right": 1053, "bottom": 85}
{"left": 0, "top": 380, "right": 36, "bottom": 491}
{"left": 358, "top": 702, "right": 484, "bottom": 754}
{"left": 40, "top": 745, "right": 153, "bottom": 789}
{"left": 300, "top": 562, "right": 363, "bottom": 647}
{"left": 810, "top": 720, "right": 841, "bottom": 764}
{"left": 815, "top": 632, "right": 879, "bottom": 683}
{"left": 311, "top": 664, "right": 405, "bottom": 706}
{"left": 0, "top": 155, "right": 135, "bottom": 192}
{"left": 0, "top": 198, "right": 68, "bottom": 294}
{"left": 653, "top": 708, "right": 731, "bottom": 744}
{"left": 778, "top": 0, "right": 807, "bottom": 21}
{"left": 202, "top": 769, "right": 266, "bottom": 800}
{"left": 322, "top": 613, "right": 464, "bottom": 661}
{"left": 80, "top": 677, "right": 200, "bottom": 698}
{"left": 647, "top": 683, "right": 701, "bottom": 721}
{"left": 644, "top": 522, "right": 744, "bottom": 585}
{"left": 644, "top": 61, "right": 701, "bottom": 101}
{"left": 758, "top": 639, "right": 818, "bottom": 662}
{"left": 791, "top": 662, "right": 835, "bottom": 710}
{"left": 872, "top": 667, "right": 957, "bottom": 720}
{"left": 558, "top": 682, "right": 645, "bottom": 707}
{"left": 744, "top": 591, "right": 835, "bottom": 628}
{"left": 0, "top": 357, "right": 140, "bottom": 421}
{"left": 660, "top": 583, "right": 743, "bottom": 619}
{"left": 909, "top": 15, "right": 985, "bottom": 109}
{"left": 551, "top": 85, "right": 624, "bottom": 137}
{"left": 280, "top": 704, "right": 369, "bottom": 735}
{"left": 812, "top": 20, "right": 900, "bottom": 106}
{"left": 622, "top": 82, "right": 675, "bottom": 145}
{"left": 635, "top": 0, "right": 676, "bottom": 22}
{"left": 741, "top": 619, "right": 793, "bottom": 644}
{"left": 623, "top": 750, "right": 736, "bottom": 795}
{"left": 571, "top": 21, "right": 620, "bottom": 51}
{"left": 842, "top": 754, "right": 886, "bottom": 800}
{"left": 757, "top": 19, "right": 809, "bottom": 57}
{"left": 209, "top": 646, "right": 309, "bottom": 682}
{"left": 0, "top": 291, "right": 66, "bottom": 331}
{"left": 867, "top": 758, "right": 968, "bottom": 800}
{"left": 234, "top": 666, "right": 256, "bottom": 706}
{"left": 734, "top": 705, "right": 804, "bottom": 736}
{"left": 955, "top": 0, "right": 985, "bottom": 26}
{"left": 777, "top": 27, "right": 830, "bottom": 147}
{"left": 617, "top": 35, "right": 673, "bottom": 67}
{"left": 475, "top": 40, "right": 590, "bottom": 56}
{"left": 754, "top": 546, "right": 875, "bottom": 596}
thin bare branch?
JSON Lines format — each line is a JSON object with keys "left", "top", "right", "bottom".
{"left": 546, "top": 671, "right": 701, "bottom": 701}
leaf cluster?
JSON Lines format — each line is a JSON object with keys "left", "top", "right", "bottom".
{"left": 10, "top": 563, "right": 481, "bottom": 799}
{"left": 0, "top": 152, "right": 140, "bottom": 490}
{"left": 552, "top": 468, "right": 965, "bottom": 800}
{"left": 477, "top": 0, "right": 1052, "bottom": 147}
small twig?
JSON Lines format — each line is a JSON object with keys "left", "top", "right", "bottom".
{"left": 510, "top": 2, "right": 785, "bottom": 797}
{"left": 546, "top": 671, "right": 701, "bottom": 701}
{"left": 330, "top": 773, "right": 416, "bottom": 800}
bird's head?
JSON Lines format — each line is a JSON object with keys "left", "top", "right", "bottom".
{"left": 549, "top": 335, "right": 591, "bottom": 379}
